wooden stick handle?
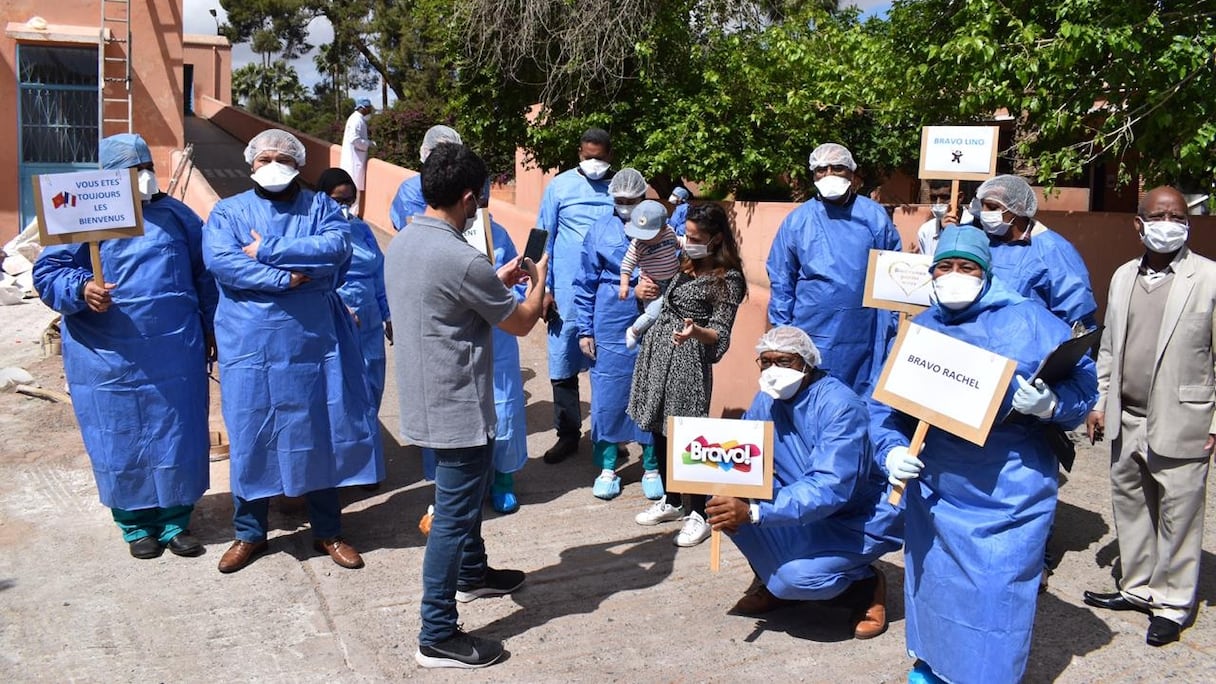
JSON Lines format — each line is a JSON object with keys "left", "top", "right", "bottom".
{"left": 710, "top": 528, "right": 722, "bottom": 572}
{"left": 88, "top": 242, "right": 104, "bottom": 285}
{"left": 950, "top": 179, "right": 960, "bottom": 216}
{"left": 888, "top": 420, "right": 930, "bottom": 505}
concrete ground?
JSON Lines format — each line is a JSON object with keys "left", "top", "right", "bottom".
{"left": 2, "top": 294, "right": 1215, "bottom": 683}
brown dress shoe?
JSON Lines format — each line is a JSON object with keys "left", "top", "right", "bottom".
{"left": 314, "top": 537, "right": 364, "bottom": 569}
{"left": 852, "top": 568, "right": 888, "bottom": 639}
{"left": 218, "top": 540, "right": 268, "bottom": 574}
{"left": 728, "top": 576, "right": 798, "bottom": 616}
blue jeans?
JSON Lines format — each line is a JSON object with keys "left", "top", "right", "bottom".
{"left": 232, "top": 488, "right": 341, "bottom": 542}
{"left": 419, "top": 442, "right": 494, "bottom": 645}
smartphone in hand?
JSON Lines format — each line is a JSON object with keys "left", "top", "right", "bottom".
{"left": 523, "top": 228, "right": 548, "bottom": 266}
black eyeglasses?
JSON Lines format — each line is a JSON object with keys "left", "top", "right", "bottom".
{"left": 814, "top": 164, "right": 851, "bottom": 174}
{"left": 756, "top": 356, "right": 802, "bottom": 370}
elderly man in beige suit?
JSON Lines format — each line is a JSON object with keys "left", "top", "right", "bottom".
{"left": 1082, "top": 186, "right": 1216, "bottom": 647}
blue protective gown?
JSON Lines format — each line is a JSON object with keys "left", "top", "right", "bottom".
{"left": 33, "top": 195, "right": 217, "bottom": 510}
{"left": 336, "top": 217, "right": 389, "bottom": 412}
{"left": 203, "top": 187, "right": 382, "bottom": 499}
{"left": 538, "top": 168, "right": 614, "bottom": 380}
{"left": 667, "top": 202, "right": 689, "bottom": 236}
{"left": 870, "top": 278, "right": 1097, "bottom": 684}
{"left": 422, "top": 219, "right": 529, "bottom": 478}
{"left": 389, "top": 174, "right": 425, "bottom": 231}
{"left": 988, "top": 224, "right": 1098, "bottom": 329}
{"left": 571, "top": 213, "right": 654, "bottom": 447}
{"left": 767, "top": 195, "right": 902, "bottom": 397}
{"left": 731, "top": 374, "right": 902, "bottom": 600}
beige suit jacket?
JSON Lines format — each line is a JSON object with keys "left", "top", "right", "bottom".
{"left": 1096, "top": 247, "right": 1216, "bottom": 458}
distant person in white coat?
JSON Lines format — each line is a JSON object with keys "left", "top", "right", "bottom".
{"left": 340, "top": 97, "right": 375, "bottom": 216}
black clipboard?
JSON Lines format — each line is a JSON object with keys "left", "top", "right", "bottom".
{"left": 1028, "top": 326, "right": 1103, "bottom": 385}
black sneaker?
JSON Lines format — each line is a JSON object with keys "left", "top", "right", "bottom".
{"left": 415, "top": 630, "right": 504, "bottom": 669}
{"left": 455, "top": 567, "right": 525, "bottom": 603}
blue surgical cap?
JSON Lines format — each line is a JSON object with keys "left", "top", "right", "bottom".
{"left": 99, "top": 133, "right": 153, "bottom": 170}
{"left": 933, "top": 226, "right": 992, "bottom": 273}
{"left": 355, "top": 97, "right": 373, "bottom": 109}
{"left": 672, "top": 187, "right": 690, "bottom": 200}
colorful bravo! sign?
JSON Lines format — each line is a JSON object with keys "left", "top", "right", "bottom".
{"left": 665, "top": 416, "right": 774, "bottom": 499}
{"left": 863, "top": 249, "right": 933, "bottom": 314}
{"left": 872, "top": 321, "right": 1016, "bottom": 446}
{"left": 918, "top": 125, "right": 1000, "bottom": 181}
{"left": 33, "top": 168, "right": 144, "bottom": 246}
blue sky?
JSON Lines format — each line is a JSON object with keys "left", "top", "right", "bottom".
{"left": 182, "top": 1, "right": 894, "bottom": 106}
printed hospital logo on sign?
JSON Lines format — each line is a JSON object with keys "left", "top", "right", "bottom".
{"left": 918, "top": 125, "right": 1000, "bottom": 181}
{"left": 666, "top": 416, "right": 774, "bottom": 499}
{"left": 33, "top": 168, "right": 144, "bottom": 246}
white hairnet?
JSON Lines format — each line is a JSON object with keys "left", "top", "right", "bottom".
{"left": 609, "top": 168, "right": 647, "bottom": 199}
{"left": 244, "top": 129, "right": 306, "bottom": 166}
{"left": 756, "top": 326, "right": 821, "bottom": 368}
{"left": 976, "top": 174, "right": 1038, "bottom": 217}
{"left": 808, "top": 143, "right": 857, "bottom": 171}
{"left": 420, "top": 125, "right": 462, "bottom": 162}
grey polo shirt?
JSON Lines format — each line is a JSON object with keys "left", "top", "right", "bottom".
{"left": 385, "top": 215, "right": 517, "bottom": 448}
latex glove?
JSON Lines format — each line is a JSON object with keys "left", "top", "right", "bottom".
{"left": 885, "top": 446, "right": 924, "bottom": 486}
{"left": 1013, "top": 375, "right": 1058, "bottom": 419}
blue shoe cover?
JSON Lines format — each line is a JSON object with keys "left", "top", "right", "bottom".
{"left": 491, "top": 490, "right": 519, "bottom": 514}
{"left": 641, "top": 473, "right": 665, "bottom": 500}
{"left": 592, "top": 475, "right": 621, "bottom": 500}
{"left": 908, "top": 661, "right": 945, "bottom": 684}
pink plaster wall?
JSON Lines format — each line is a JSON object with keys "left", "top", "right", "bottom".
{"left": 182, "top": 35, "right": 231, "bottom": 105}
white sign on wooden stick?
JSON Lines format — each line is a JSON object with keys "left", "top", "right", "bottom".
{"left": 872, "top": 321, "right": 1016, "bottom": 446}
{"left": 33, "top": 168, "right": 144, "bottom": 245}
{"left": 918, "top": 125, "right": 1000, "bottom": 181}
{"left": 463, "top": 208, "right": 494, "bottom": 260}
{"left": 863, "top": 249, "right": 933, "bottom": 314}
{"left": 666, "top": 416, "right": 774, "bottom": 500}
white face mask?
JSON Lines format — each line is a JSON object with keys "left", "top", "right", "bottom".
{"left": 759, "top": 366, "right": 806, "bottom": 400}
{"left": 1140, "top": 219, "right": 1188, "bottom": 254}
{"left": 683, "top": 243, "right": 710, "bottom": 260}
{"left": 931, "top": 272, "right": 985, "bottom": 310}
{"left": 250, "top": 162, "right": 299, "bottom": 193}
{"left": 615, "top": 203, "right": 635, "bottom": 221}
{"left": 339, "top": 205, "right": 352, "bottom": 220}
{"left": 579, "top": 159, "right": 610, "bottom": 180}
{"left": 980, "top": 209, "right": 1011, "bottom": 236}
{"left": 667, "top": 194, "right": 680, "bottom": 204}
{"left": 930, "top": 203, "right": 948, "bottom": 219}
{"left": 136, "top": 169, "right": 158, "bottom": 200}
{"left": 815, "top": 175, "right": 852, "bottom": 200}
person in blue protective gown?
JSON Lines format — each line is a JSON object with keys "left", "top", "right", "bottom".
{"left": 571, "top": 168, "right": 656, "bottom": 500}
{"left": 666, "top": 186, "right": 691, "bottom": 236}
{"left": 389, "top": 125, "right": 462, "bottom": 231}
{"left": 959, "top": 174, "right": 1097, "bottom": 329}
{"left": 766, "top": 143, "right": 902, "bottom": 397}
{"left": 870, "top": 227, "right": 1098, "bottom": 684}
{"left": 537, "top": 127, "right": 617, "bottom": 464}
{"left": 203, "top": 129, "right": 381, "bottom": 574}
{"left": 705, "top": 326, "right": 902, "bottom": 638}
{"left": 420, "top": 182, "right": 530, "bottom": 514}
{"left": 33, "top": 133, "right": 217, "bottom": 560}
{"left": 319, "top": 168, "right": 392, "bottom": 415}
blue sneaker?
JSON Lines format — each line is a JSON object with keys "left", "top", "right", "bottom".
{"left": 491, "top": 490, "right": 519, "bottom": 514}
{"left": 641, "top": 472, "right": 665, "bottom": 500}
{"left": 592, "top": 474, "right": 621, "bottom": 500}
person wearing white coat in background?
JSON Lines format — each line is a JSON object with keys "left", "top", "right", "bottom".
{"left": 340, "top": 97, "right": 375, "bottom": 216}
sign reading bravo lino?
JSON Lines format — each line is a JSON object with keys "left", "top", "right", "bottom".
{"left": 665, "top": 416, "right": 774, "bottom": 499}
{"left": 33, "top": 168, "right": 144, "bottom": 246}
{"left": 918, "top": 125, "right": 1000, "bottom": 181}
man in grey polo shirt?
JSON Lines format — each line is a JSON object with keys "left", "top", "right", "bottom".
{"left": 385, "top": 142, "right": 548, "bottom": 669}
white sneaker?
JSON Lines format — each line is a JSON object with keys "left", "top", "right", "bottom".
{"left": 635, "top": 500, "right": 683, "bottom": 526}
{"left": 675, "top": 511, "right": 711, "bottom": 547}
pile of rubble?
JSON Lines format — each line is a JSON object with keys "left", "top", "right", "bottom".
{"left": 1, "top": 221, "right": 42, "bottom": 305}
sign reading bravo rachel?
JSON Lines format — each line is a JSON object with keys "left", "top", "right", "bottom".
{"left": 665, "top": 416, "right": 774, "bottom": 499}
{"left": 918, "top": 125, "right": 1000, "bottom": 181}
{"left": 863, "top": 249, "right": 933, "bottom": 315}
{"left": 33, "top": 168, "right": 144, "bottom": 246}
{"left": 872, "top": 321, "right": 1016, "bottom": 446}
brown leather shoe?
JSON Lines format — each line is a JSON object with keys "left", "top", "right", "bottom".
{"left": 852, "top": 568, "right": 888, "bottom": 639}
{"left": 314, "top": 537, "right": 364, "bottom": 569}
{"left": 217, "top": 540, "right": 268, "bottom": 574}
{"left": 728, "top": 577, "right": 798, "bottom": 616}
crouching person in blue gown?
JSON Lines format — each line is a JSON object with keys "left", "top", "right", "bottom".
{"left": 203, "top": 129, "right": 382, "bottom": 574}
{"left": 421, "top": 181, "right": 530, "bottom": 514}
{"left": 705, "top": 326, "right": 902, "bottom": 639}
{"left": 33, "top": 133, "right": 217, "bottom": 560}
{"left": 870, "top": 227, "right": 1097, "bottom": 684}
